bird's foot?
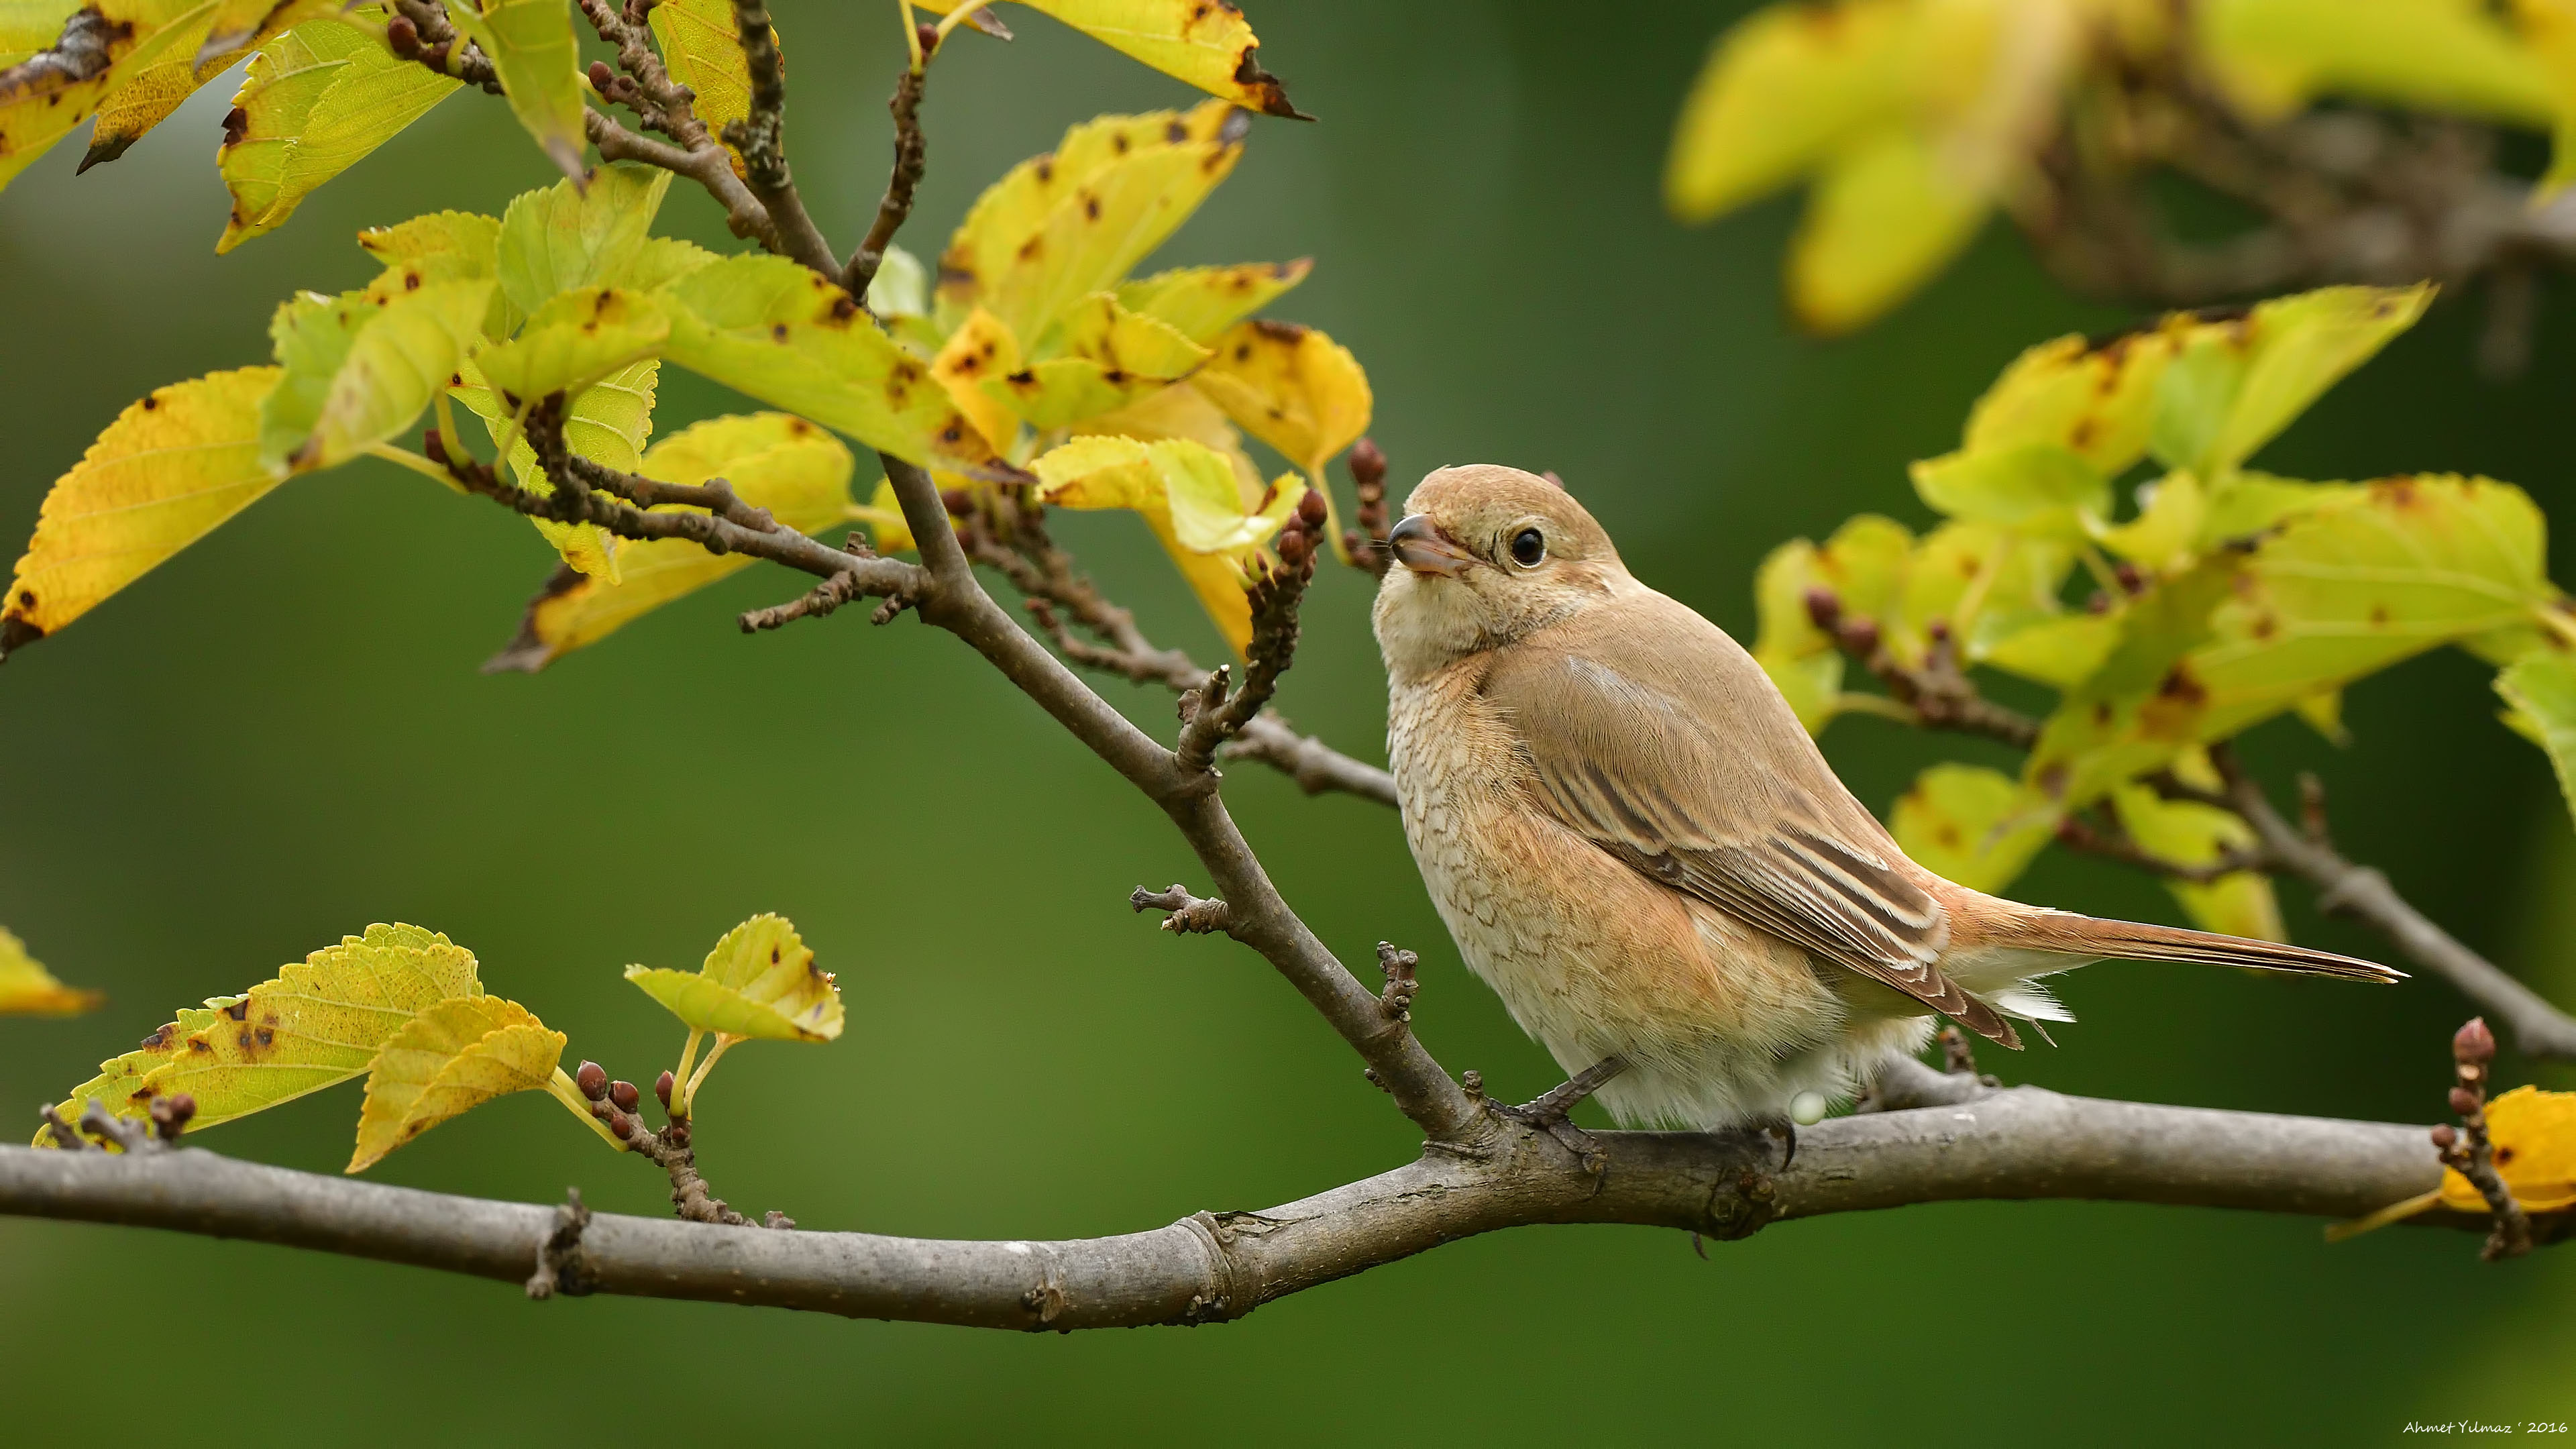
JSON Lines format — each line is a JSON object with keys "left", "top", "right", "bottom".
{"left": 1760, "top": 1118, "right": 1798, "bottom": 1172}
{"left": 1495, "top": 1055, "right": 1628, "bottom": 1173}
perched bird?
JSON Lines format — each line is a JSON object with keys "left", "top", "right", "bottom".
{"left": 1373, "top": 464, "right": 2400, "bottom": 1132}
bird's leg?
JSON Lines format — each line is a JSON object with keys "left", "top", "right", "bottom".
{"left": 1754, "top": 1116, "right": 1798, "bottom": 1172}
{"left": 1495, "top": 1055, "right": 1629, "bottom": 1173}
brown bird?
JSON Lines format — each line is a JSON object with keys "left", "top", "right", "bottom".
{"left": 1373, "top": 464, "right": 2400, "bottom": 1132}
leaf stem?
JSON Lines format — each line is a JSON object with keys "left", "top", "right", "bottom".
{"left": 362, "top": 442, "right": 468, "bottom": 494}
{"left": 547, "top": 1067, "right": 630, "bottom": 1152}
{"left": 670, "top": 1027, "right": 704, "bottom": 1117}
{"left": 682, "top": 1036, "right": 735, "bottom": 1115}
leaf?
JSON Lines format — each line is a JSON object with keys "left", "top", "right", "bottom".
{"left": 357, "top": 208, "right": 501, "bottom": 280}
{"left": 1788, "top": 127, "right": 1990, "bottom": 334}
{"left": 2110, "top": 778, "right": 2286, "bottom": 942}
{"left": 1896, "top": 520, "right": 2076, "bottom": 667}
{"left": 2195, "top": 0, "right": 2557, "bottom": 126}
{"left": 0, "top": 925, "right": 100, "bottom": 1016}
{"left": 623, "top": 914, "right": 843, "bottom": 1042}
{"left": 1116, "top": 259, "right": 1309, "bottom": 344}
{"left": 39, "top": 923, "right": 482, "bottom": 1145}
{"left": 930, "top": 306, "right": 1024, "bottom": 453}
{"left": 2438, "top": 1085, "right": 2576, "bottom": 1214}
{"left": 657, "top": 254, "right": 996, "bottom": 469}
{"left": 1032, "top": 433, "right": 1299, "bottom": 653}
{"left": 1982, "top": 612, "right": 2121, "bottom": 690}
{"left": 347, "top": 995, "right": 563, "bottom": 1172}
{"left": 258, "top": 278, "right": 494, "bottom": 475}
{"left": 1910, "top": 443, "right": 2108, "bottom": 541}
{"left": 865, "top": 242, "right": 929, "bottom": 318}
{"left": 2518, "top": 0, "right": 2576, "bottom": 195}
{"left": 2498, "top": 650, "right": 2576, "bottom": 828}
{"left": 1662, "top": 0, "right": 1913, "bottom": 221}
{"left": 497, "top": 162, "right": 672, "bottom": 318}
{"left": 936, "top": 101, "right": 1247, "bottom": 346}
{"left": 484, "top": 412, "right": 854, "bottom": 669}
{"left": 450, "top": 355, "right": 659, "bottom": 579}
{"left": 1, "top": 367, "right": 283, "bottom": 659}
{"left": 1957, "top": 322, "right": 2190, "bottom": 477}
{"left": 218, "top": 14, "right": 461, "bottom": 252}
{"left": 1188, "top": 319, "right": 1368, "bottom": 474}
{"left": 2149, "top": 284, "right": 2432, "bottom": 476}
{"left": 1890, "top": 763, "right": 2057, "bottom": 894}
{"left": 647, "top": 0, "right": 757, "bottom": 174}
{"left": 916, "top": 0, "right": 1300, "bottom": 116}
{"left": 989, "top": 294, "right": 1210, "bottom": 429}
{"left": 1748, "top": 513, "right": 1913, "bottom": 731}
{"left": 79, "top": 1, "right": 226, "bottom": 171}
{"left": 444, "top": 0, "right": 585, "bottom": 178}
{"left": 473, "top": 287, "right": 670, "bottom": 402}
{"left": 0, "top": 0, "right": 175, "bottom": 191}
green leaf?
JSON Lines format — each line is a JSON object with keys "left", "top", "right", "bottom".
{"left": 624, "top": 914, "right": 843, "bottom": 1042}
{"left": 646, "top": 0, "right": 757, "bottom": 173}
{"left": 347, "top": 995, "right": 564, "bottom": 1172}
{"left": 472, "top": 287, "right": 670, "bottom": 402}
{"left": 865, "top": 243, "right": 929, "bottom": 318}
{"left": 450, "top": 355, "right": 659, "bottom": 579}
{"left": 445, "top": 0, "right": 586, "bottom": 178}
{"left": 2195, "top": 0, "right": 2557, "bottom": 125}
{"left": 218, "top": 13, "right": 462, "bottom": 252}
{"left": 1788, "top": 127, "right": 1990, "bottom": 334}
{"left": 656, "top": 254, "right": 995, "bottom": 469}
{"left": 2148, "top": 284, "right": 2432, "bottom": 476}
{"left": 1890, "top": 763, "right": 2057, "bottom": 894}
{"left": 258, "top": 278, "right": 493, "bottom": 475}
{"left": 1896, "top": 521, "right": 2076, "bottom": 667}
{"left": 1116, "top": 260, "right": 1311, "bottom": 344}
{"left": 39, "top": 923, "right": 482, "bottom": 1146}
{"left": 485, "top": 412, "right": 855, "bottom": 670}
{"left": 1957, "top": 321, "right": 2188, "bottom": 477}
{"left": 1663, "top": 0, "right": 1913, "bottom": 221}
{"left": 2112, "top": 776, "right": 2285, "bottom": 941}
{"left": 1982, "top": 612, "right": 2122, "bottom": 690}
{"left": 2498, "top": 650, "right": 2576, "bottom": 828}
{"left": 3, "top": 366, "right": 284, "bottom": 659}
{"left": 1909, "top": 442, "right": 2109, "bottom": 541}
{"left": 0, "top": 924, "right": 101, "bottom": 1016}
{"left": 497, "top": 162, "right": 672, "bottom": 318}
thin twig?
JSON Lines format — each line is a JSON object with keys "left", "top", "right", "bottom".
{"left": 846, "top": 65, "right": 928, "bottom": 297}
{"left": 1130, "top": 884, "right": 1231, "bottom": 935}
{"left": 2432, "top": 1019, "right": 2532, "bottom": 1261}
{"left": 721, "top": 0, "right": 838, "bottom": 278}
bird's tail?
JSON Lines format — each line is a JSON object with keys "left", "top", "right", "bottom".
{"left": 1996, "top": 909, "right": 2403, "bottom": 983}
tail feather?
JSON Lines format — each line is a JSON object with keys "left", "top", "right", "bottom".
{"left": 2006, "top": 910, "right": 2402, "bottom": 984}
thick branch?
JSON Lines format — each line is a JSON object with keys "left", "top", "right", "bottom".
{"left": 1, "top": 1086, "right": 2539, "bottom": 1328}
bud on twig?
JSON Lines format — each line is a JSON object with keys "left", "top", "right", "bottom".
{"left": 575, "top": 1061, "right": 608, "bottom": 1101}
{"left": 609, "top": 1079, "right": 641, "bottom": 1113}
{"left": 655, "top": 1071, "right": 675, "bottom": 1111}
{"left": 386, "top": 13, "right": 419, "bottom": 56}
{"left": 1803, "top": 586, "right": 1841, "bottom": 633}
{"left": 588, "top": 60, "right": 615, "bottom": 93}
{"left": 2454, "top": 1017, "right": 2496, "bottom": 1067}
{"left": 421, "top": 428, "right": 447, "bottom": 466}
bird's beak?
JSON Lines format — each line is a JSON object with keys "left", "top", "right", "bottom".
{"left": 1389, "top": 514, "right": 1476, "bottom": 578}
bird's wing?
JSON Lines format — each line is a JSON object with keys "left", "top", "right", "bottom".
{"left": 1481, "top": 589, "right": 2019, "bottom": 1046}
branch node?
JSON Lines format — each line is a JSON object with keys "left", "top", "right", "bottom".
{"left": 1374, "top": 941, "right": 1419, "bottom": 1020}
{"left": 1131, "top": 884, "right": 1232, "bottom": 935}
{"left": 526, "top": 1187, "right": 594, "bottom": 1299}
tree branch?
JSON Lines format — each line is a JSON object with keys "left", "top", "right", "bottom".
{"left": 719, "top": 0, "right": 837, "bottom": 278}
{"left": 846, "top": 64, "right": 928, "bottom": 297}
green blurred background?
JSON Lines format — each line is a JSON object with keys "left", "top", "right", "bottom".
{"left": 3, "top": 2, "right": 2571, "bottom": 1441}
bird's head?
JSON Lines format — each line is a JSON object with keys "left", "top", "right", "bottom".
{"left": 1371, "top": 464, "right": 1629, "bottom": 684}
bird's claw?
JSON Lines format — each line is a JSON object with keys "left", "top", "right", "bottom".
{"left": 1495, "top": 1055, "right": 1629, "bottom": 1173}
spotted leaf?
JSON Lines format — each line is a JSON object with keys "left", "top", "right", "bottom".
{"left": 347, "top": 995, "right": 564, "bottom": 1172}
{"left": 624, "top": 914, "right": 843, "bottom": 1042}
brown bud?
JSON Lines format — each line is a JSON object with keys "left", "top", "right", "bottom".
{"left": 587, "top": 61, "right": 616, "bottom": 93}
{"left": 575, "top": 1061, "right": 608, "bottom": 1100}
{"left": 1297, "top": 488, "right": 1329, "bottom": 528}
{"left": 940, "top": 487, "right": 973, "bottom": 517}
{"left": 2454, "top": 1016, "right": 2496, "bottom": 1067}
{"left": 2449, "top": 1085, "right": 2481, "bottom": 1118}
{"left": 609, "top": 1080, "right": 641, "bottom": 1112}
{"left": 1347, "top": 437, "right": 1386, "bottom": 488}
{"left": 606, "top": 1109, "right": 633, "bottom": 1138}
{"left": 2086, "top": 590, "right": 2113, "bottom": 615}
{"left": 1839, "top": 616, "right": 1880, "bottom": 657}
{"left": 149, "top": 1093, "right": 197, "bottom": 1139}
{"left": 2430, "top": 1123, "right": 2459, "bottom": 1150}
{"left": 1926, "top": 617, "right": 1952, "bottom": 645}
{"left": 916, "top": 21, "right": 940, "bottom": 54}
{"left": 655, "top": 1071, "right": 675, "bottom": 1110}
{"left": 1803, "top": 586, "right": 1841, "bottom": 633}
{"left": 385, "top": 13, "right": 419, "bottom": 54}
{"left": 1277, "top": 527, "right": 1311, "bottom": 567}
{"left": 2114, "top": 561, "right": 2147, "bottom": 595}
{"left": 421, "top": 428, "right": 447, "bottom": 466}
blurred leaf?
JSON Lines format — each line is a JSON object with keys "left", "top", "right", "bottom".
{"left": 2440, "top": 1085, "right": 2576, "bottom": 1212}
{"left": 1664, "top": 0, "right": 1912, "bottom": 221}
{"left": 2498, "top": 650, "right": 2576, "bottom": 828}
{"left": 445, "top": 0, "right": 586, "bottom": 179}
{"left": 866, "top": 243, "right": 930, "bottom": 318}
{"left": 624, "top": 914, "right": 843, "bottom": 1042}
{"left": 2098, "top": 471, "right": 2206, "bottom": 570}
{"left": 1116, "top": 260, "right": 1309, "bottom": 343}
{"left": 451, "top": 355, "right": 659, "bottom": 580}
{"left": 217, "top": 13, "right": 461, "bottom": 252}
{"left": 2148, "top": 284, "right": 2432, "bottom": 476}
{"left": 647, "top": 0, "right": 757, "bottom": 174}
{"left": 347, "top": 995, "right": 564, "bottom": 1172}
{"left": 497, "top": 162, "right": 672, "bottom": 317}
{"left": 1959, "top": 322, "right": 2187, "bottom": 476}
{"left": 1898, "top": 520, "right": 2074, "bottom": 665}
{"left": 0, "top": 0, "right": 83, "bottom": 65}
{"left": 917, "top": 0, "right": 1301, "bottom": 116}
{"left": 930, "top": 306, "right": 1024, "bottom": 452}
{"left": 0, "top": 925, "right": 101, "bottom": 1016}
{"left": 1911, "top": 442, "right": 2108, "bottom": 540}
{"left": 2294, "top": 686, "right": 2347, "bottom": 743}
{"left": 657, "top": 254, "right": 995, "bottom": 469}
{"left": 1983, "top": 612, "right": 2121, "bottom": 690}
{"left": 1748, "top": 514, "right": 1913, "bottom": 731}
{"left": 2196, "top": 0, "right": 2556, "bottom": 125}
{"left": 1, "top": 367, "right": 282, "bottom": 658}
{"left": 2110, "top": 780, "right": 2286, "bottom": 941}
{"left": 1890, "top": 762, "right": 2056, "bottom": 894}
{"left": 486, "top": 412, "right": 854, "bottom": 669}
{"left": 936, "top": 101, "right": 1246, "bottom": 345}
{"left": 258, "top": 278, "right": 492, "bottom": 476}
{"left": 1788, "top": 127, "right": 1989, "bottom": 334}
{"left": 2518, "top": 0, "right": 2576, "bottom": 194}
{"left": 39, "top": 924, "right": 482, "bottom": 1146}
{"left": 1189, "top": 319, "right": 1369, "bottom": 474}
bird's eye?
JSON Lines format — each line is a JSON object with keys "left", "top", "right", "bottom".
{"left": 1509, "top": 528, "right": 1546, "bottom": 568}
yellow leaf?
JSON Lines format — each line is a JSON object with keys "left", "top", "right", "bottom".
{"left": 930, "top": 306, "right": 1024, "bottom": 452}
{"left": 1663, "top": 0, "right": 1913, "bottom": 221}
{"left": 623, "top": 913, "right": 843, "bottom": 1042}
{"left": 2149, "top": 284, "right": 2433, "bottom": 476}
{"left": 445, "top": 0, "right": 585, "bottom": 179}
{"left": 1, "top": 367, "right": 284, "bottom": 659}
{"left": 1982, "top": 612, "right": 2121, "bottom": 689}
{"left": 450, "top": 354, "right": 660, "bottom": 580}
{"left": 1788, "top": 127, "right": 1990, "bottom": 334}
{"left": 357, "top": 208, "right": 501, "bottom": 282}
{"left": 1960, "top": 321, "right": 2189, "bottom": 476}
{"left": 988, "top": 294, "right": 1211, "bottom": 429}
{"left": 0, "top": 925, "right": 101, "bottom": 1016}
{"left": 1890, "top": 762, "right": 2057, "bottom": 894}
{"left": 38, "top": 923, "right": 482, "bottom": 1146}
{"left": 657, "top": 254, "right": 999, "bottom": 471}
{"left": 917, "top": 0, "right": 1301, "bottom": 116}
{"left": 2442, "top": 1085, "right": 2576, "bottom": 1214}
{"left": 2196, "top": 0, "right": 2557, "bottom": 126}
{"left": 484, "top": 412, "right": 855, "bottom": 669}
{"left": 497, "top": 162, "right": 673, "bottom": 317}
{"left": 936, "top": 100, "right": 1246, "bottom": 345}
{"left": 2110, "top": 779, "right": 2286, "bottom": 942}
{"left": 2498, "top": 651, "right": 2576, "bottom": 830}
{"left": 347, "top": 994, "right": 564, "bottom": 1172}
{"left": 217, "top": 13, "right": 461, "bottom": 252}
{"left": 1188, "top": 318, "right": 1369, "bottom": 474}
{"left": 259, "top": 278, "right": 494, "bottom": 475}
{"left": 473, "top": 286, "right": 670, "bottom": 402}
{"left": 78, "top": 1, "right": 224, "bottom": 172}
{"left": 2518, "top": 0, "right": 2576, "bottom": 194}
{"left": 1032, "top": 432, "right": 1297, "bottom": 654}
{"left": 0, "top": 0, "right": 207, "bottom": 192}
{"left": 1116, "top": 259, "right": 1309, "bottom": 344}
{"left": 1071, "top": 376, "right": 1265, "bottom": 500}
{"left": 647, "top": 0, "right": 760, "bottom": 175}
{"left": 0, "top": 1, "right": 84, "bottom": 66}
